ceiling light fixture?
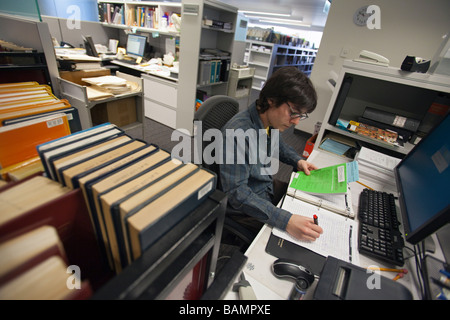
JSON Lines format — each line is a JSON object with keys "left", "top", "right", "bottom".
{"left": 258, "top": 19, "right": 311, "bottom": 27}
{"left": 258, "top": 17, "right": 303, "bottom": 23}
{"left": 239, "top": 10, "right": 291, "bottom": 17}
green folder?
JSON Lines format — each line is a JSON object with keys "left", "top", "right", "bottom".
{"left": 289, "top": 163, "right": 348, "bottom": 194}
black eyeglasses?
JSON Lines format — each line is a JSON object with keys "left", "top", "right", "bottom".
{"left": 287, "top": 102, "right": 308, "bottom": 120}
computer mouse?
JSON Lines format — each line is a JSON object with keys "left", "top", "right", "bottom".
{"left": 272, "top": 258, "right": 315, "bottom": 289}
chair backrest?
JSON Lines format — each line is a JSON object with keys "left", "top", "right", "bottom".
{"left": 194, "top": 95, "right": 239, "bottom": 184}
{"left": 194, "top": 95, "right": 239, "bottom": 134}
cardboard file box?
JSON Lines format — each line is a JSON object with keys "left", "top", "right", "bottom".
{"left": 91, "top": 97, "right": 137, "bottom": 127}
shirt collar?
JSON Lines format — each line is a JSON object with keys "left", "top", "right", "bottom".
{"left": 249, "top": 102, "right": 265, "bottom": 130}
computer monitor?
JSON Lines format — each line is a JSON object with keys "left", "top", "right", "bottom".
{"left": 82, "top": 35, "right": 98, "bottom": 57}
{"left": 126, "top": 34, "right": 147, "bottom": 59}
{"left": 394, "top": 113, "right": 450, "bottom": 245}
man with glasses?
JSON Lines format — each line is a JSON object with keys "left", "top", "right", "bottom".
{"left": 220, "top": 66, "right": 323, "bottom": 243}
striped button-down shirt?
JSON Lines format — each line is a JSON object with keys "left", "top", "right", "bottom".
{"left": 219, "top": 102, "right": 302, "bottom": 230}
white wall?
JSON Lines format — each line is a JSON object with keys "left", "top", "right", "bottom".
{"left": 300, "top": 0, "right": 450, "bottom": 135}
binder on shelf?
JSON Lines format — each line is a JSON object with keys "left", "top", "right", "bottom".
{"left": 220, "top": 58, "right": 231, "bottom": 82}
{"left": 100, "top": 160, "right": 195, "bottom": 272}
{"left": 0, "top": 99, "right": 72, "bottom": 126}
{"left": 215, "top": 60, "right": 222, "bottom": 83}
{"left": 127, "top": 167, "right": 216, "bottom": 261}
{"left": 0, "top": 97, "right": 66, "bottom": 113}
{"left": 0, "top": 91, "right": 57, "bottom": 105}
{"left": 62, "top": 139, "right": 147, "bottom": 190}
{"left": 210, "top": 60, "right": 217, "bottom": 84}
{"left": 77, "top": 145, "right": 158, "bottom": 245}
{"left": 52, "top": 135, "right": 133, "bottom": 185}
{"left": 0, "top": 113, "right": 71, "bottom": 169}
{"left": 36, "top": 123, "right": 123, "bottom": 180}
{"left": 3, "top": 106, "right": 82, "bottom": 133}
{"left": 198, "top": 60, "right": 212, "bottom": 85}
{"left": 83, "top": 148, "right": 170, "bottom": 271}
{"left": 0, "top": 84, "right": 52, "bottom": 96}
{"left": 363, "top": 107, "right": 421, "bottom": 132}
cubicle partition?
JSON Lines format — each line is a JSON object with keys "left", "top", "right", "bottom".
{"left": 0, "top": 13, "right": 60, "bottom": 95}
{"left": 41, "top": 15, "right": 121, "bottom": 49}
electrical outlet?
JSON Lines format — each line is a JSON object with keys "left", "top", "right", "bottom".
{"left": 340, "top": 46, "right": 351, "bottom": 58}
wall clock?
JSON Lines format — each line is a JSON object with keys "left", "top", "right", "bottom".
{"left": 353, "top": 5, "right": 370, "bottom": 26}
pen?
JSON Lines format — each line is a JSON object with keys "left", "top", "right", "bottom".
{"left": 313, "top": 214, "right": 318, "bottom": 225}
{"left": 348, "top": 225, "right": 352, "bottom": 263}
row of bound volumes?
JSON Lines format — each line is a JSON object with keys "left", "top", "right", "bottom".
{"left": 0, "top": 122, "right": 217, "bottom": 298}
{"left": 36, "top": 122, "right": 217, "bottom": 274}
{"left": 0, "top": 82, "right": 82, "bottom": 182}
{"left": 98, "top": 3, "right": 125, "bottom": 25}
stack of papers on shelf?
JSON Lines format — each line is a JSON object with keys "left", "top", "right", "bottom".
{"left": 355, "top": 147, "right": 401, "bottom": 189}
{"left": 81, "top": 76, "right": 140, "bottom": 100}
{"left": 55, "top": 48, "right": 101, "bottom": 61}
{"left": 319, "top": 133, "right": 358, "bottom": 158}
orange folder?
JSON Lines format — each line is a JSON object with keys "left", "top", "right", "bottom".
{"left": 0, "top": 113, "right": 71, "bottom": 168}
{"left": 0, "top": 99, "right": 72, "bottom": 125}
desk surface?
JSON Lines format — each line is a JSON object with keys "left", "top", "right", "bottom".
{"left": 111, "top": 60, "right": 179, "bottom": 83}
{"left": 225, "top": 149, "right": 447, "bottom": 300}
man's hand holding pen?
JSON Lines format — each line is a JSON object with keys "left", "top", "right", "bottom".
{"left": 286, "top": 214, "right": 323, "bottom": 242}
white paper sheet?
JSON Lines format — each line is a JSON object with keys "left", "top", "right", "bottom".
{"left": 273, "top": 195, "right": 360, "bottom": 265}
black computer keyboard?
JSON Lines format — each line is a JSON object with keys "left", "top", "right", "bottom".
{"left": 117, "top": 58, "right": 137, "bottom": 65}
{"left": 358, "top": 188, "right": 405, "bottom": 266}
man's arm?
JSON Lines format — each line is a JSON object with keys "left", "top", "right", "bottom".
{"left": 220, "top": 161, "right": 292, "bottom": 230}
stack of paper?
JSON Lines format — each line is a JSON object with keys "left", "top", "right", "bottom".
{"left": 355, "top": 147, "right": 401, "bottom": 188}
{"left": 81, "top": 76, "right": 140, "bottom": 98}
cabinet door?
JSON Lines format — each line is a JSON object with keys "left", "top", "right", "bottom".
{"left": 143, "top": 76, "right": 178, "bottom": 108}
{"left": 143, "top": 75, "right": 178, "bottom": 128}
{"left": 144, "top": 98, "right": 177, "bottom": 129}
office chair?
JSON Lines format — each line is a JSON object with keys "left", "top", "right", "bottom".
{"left": 194, "top": 95, "right": 257, "bottom": 247}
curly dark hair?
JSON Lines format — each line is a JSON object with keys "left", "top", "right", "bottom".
{"left": 256, "top": 66, "right": 317, "bottom": 114}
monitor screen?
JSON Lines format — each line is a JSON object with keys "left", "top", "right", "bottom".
{"left": 126, "top": 34, "right": 147, "bottom": 59}
{"left": 394, "top": 113, "right": 450, "bottom": 245}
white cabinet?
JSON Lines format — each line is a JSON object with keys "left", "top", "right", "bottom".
{"left": 244, "top": 41, "right": 274, "bottom": 90}
{"left": 142, "top": 74, "right": 177, "bottom": 129}
{"left": 315, "top": 60, "right": 450, "bottom": 158}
